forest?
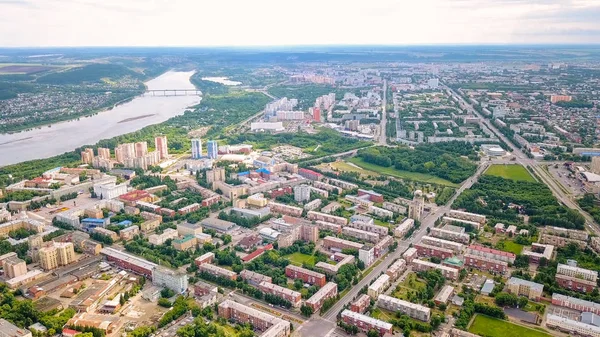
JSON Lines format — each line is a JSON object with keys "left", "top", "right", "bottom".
{"left": 356, "top": 142, "right": 478, "bottom": 184}
{"left": 453, "top": 175, "right": 585, "bottom": 229}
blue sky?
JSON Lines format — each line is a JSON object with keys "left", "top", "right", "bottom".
{"left": 0, "top": 0, "right": 599, "bottom": 47}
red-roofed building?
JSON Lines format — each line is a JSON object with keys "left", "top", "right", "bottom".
{"left": 298, "top": 168, "right": 323, "bottom": 181}
{"left": 202, "top": 195, "right": 221, "bottom": 207}
{"left": 62, "top": 329, "right": 80, "bottom": 337}
{"left": 268, "top": 186, "right": 292, "bottom": 198}
{"left": 119, "top": 190, "right": 152, "bottom": 206}
{"left": 242, "top": 244, "right": 273, "bottom": 263}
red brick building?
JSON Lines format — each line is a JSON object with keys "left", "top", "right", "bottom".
{"left": 350, "top": 294, "right": 371, "bottom": 314}
{"left": 464, "top": 253, "right": 508, "bottom": 274}
{"left": 414, "top": 243, "right": 454, "bottom": 260}
{"left": 285, "top": 265, "right": 326, "bottom": 287}
{"left": 357, "top": 189, "right": 384, "bottom": 203}
{"left": 341, "top": 310, "right": 392, "bottom": 336}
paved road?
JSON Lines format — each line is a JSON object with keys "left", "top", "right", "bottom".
{"left": 444, "top": 83, "right": 600, "bottom": 235}
{"left": 379, "top": 79, "right": 388, "bottom": 146}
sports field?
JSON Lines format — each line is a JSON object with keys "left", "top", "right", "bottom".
{"left": 484, "top": 164, "right": 536, "bottom": 182}
{"left": 468, "top": 314, "right": 551, "bottom": 337}
{"left": 284, "top": 252, "right": 316, "bottom": 266}
{"left": 348, "top": 157, "right": 458, "bottom": 187}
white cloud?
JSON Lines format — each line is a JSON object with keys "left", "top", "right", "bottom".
{"left": 0, "top": 0, "right": 599, "bottom": 46}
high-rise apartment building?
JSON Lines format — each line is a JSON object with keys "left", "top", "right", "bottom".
{"left": 134, "top": 142, "right": 148, "bottom": 157}
{"left": 294, "top": 184, "right": 311, "bottom": 203}
{"left": 191, "top": 139, "right": 203, "bottom": 159}
{"left": 81, "top": 148, "right": 94, "bottom": 164}
{"left": 97, "top": 148, "right": 111, "bottom": 160}
{"left": 155, "top": 136, "right": 168, "bottom": 160}
{"left": 39, "top": 242, "right": 75, "bottom": 270}
{"left": 207, "top": 140, "right": 218, "bottom": 159}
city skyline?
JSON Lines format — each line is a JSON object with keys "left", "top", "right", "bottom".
{"left": 1, "top": 0, "right": 600, "bottom": 47}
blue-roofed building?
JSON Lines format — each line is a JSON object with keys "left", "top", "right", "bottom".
{"left": 81, "top": 218, "right": 111, "bottom": 231}
{"left": 582, "top": 312, "right": 600, "bottom": 327}
{"left": 238, "top": 171, "right": 250, "bottom": 176}
{"left": 480, "top": 279, "right": 495, "bottom": 295}
{"left": 117, "top": 220, "right": 133, "bottom": 227}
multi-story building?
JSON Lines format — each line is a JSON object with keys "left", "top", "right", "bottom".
{"left": 305, "top": 282, "right": 338, "bottom": 311}
{"left": 191, "top": 139, "right": 203, "bottom": 159}
{"left": 414, "top": 242, "right": 454, "bottom": 259}
{"left": 203, "top": 140, "right": 217, "bottom": 159}
{"left": 448, "top": 210, "right": 486, "bottom": 223}
{"left": 3, "top": 256, "right": 27, "bottom": 279}
{"left": 358, "top": 189, "right": 384, "bottom": 203}
{"left": 556, "top": 264, "right": 598, "bottom": 293}
{"left": 268, "top": 202, "right": 303, "bottom": 217}
{"left": 314, "top": 221, "right": 342, "bottom": 234}
{"left": 540, "top": 233, "right": 587, "bottom": 249}
{"left": 377, "top": 294, "right": 431, "bottom": 322}
{"left": 93, "top": 182, "right": 128, "bottom": 200}
{"left": 552, "top": 293, "right": 600, "bottom": 315}
{"left": 0, "top": 219, "right": 45, "bottom": 238}
{"left": 412, "top": 259, "right": 458, "bottom": 280}
{"left": 350, "top": 294, "right": 371, "bottom": 314}
{"left": 194, "top": 252, "right": 215, "bottom": 267}
{"left": 507, "top": 277, "right": 544, "bottom": 300}
{"left": 543, "top": 226, "right": 589, "bottom": 241}
{"left": 307, "top": 211, "right": 347, "bottom": 225}
{"left": 298, "top": 168, "right": 323, "bottom": 181}
{"left": 347, "top": 220, "right": 388, "bottom": 237}
{"left": 342, "top": 227, "right": 380, "bottom": 243}
{"left": 368, "top": 274, "right": 390, "bottom": 299}
{"left": 522, "top": 243, "right": 554, "bottom": 264}
{"left": 285, "top": 265, "right": 326, "bottom": 287}
{"left": 198, "top": 263, "right": 237, "bottom": 281}
{"left": 206, "top": 167, "right": 226, "bottom": 184}
{"left": 300, "top": 224, "right": 319, "bottom": 243}
{"left": 374, "top": 235, "right": 394, "bottom": 258}
{"left": 466, "top": 244, "right": 515, "bottom": 264}
{"left": 293, "top": 184, "right": 311, "bottom": 203}
{"left": 218, "top": 300, "right": 290, "bottom": 337}
{"left": 386, "top": 259, "right": 407, "bottom": 281}
{"left": 341, "top": 310, "right": 393, "bottom": 336}
{"left": 394, "top": 218, "right": 414, "bottom": 238}
{"left": 172, "top": 235, "right": 197, "bottom": 251}
{"left": 403, "top": 247, "right": 418, "bottom": 263}
{"left": 152, "top": 266, "right": 188, "bottom": 294}
{"left": 240, "top": 270, "right": 272, "bottom": 286}
{"left": 259, "top": 282, "right": 302, "bottom": 307}
{"left": 92, "top": 227, "right": 119, "bottom": 241}
{"left": 434, "top": 285, "right": 454, "bottom": 305}
{"left": 546, "top": 314, "right": 600, "bottom": 337}
{"left": 101, "top": 247, "right": 157, "bottom": 278}
{"left": 38, "top": 242, "right": 75, "bottom": 271}
{"left": 430, "top": 227, "right": 470, "bottom": 244}
{"left": 148, "top": 228, "right": 178, "bottom": 245}
{"left": 464, "top": 254, "right": 508, "bottom": 274}
{"left": 154, "top": 136, "right": 168, "bottom": 160}
{"left": 421, "top": 236, "right": 464, "bottom": 253}
{"left": 322, "top": 236, "right": 364, "bottom": 251}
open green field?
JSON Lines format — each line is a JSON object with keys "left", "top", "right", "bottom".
{"left": 284, "top": 252, "right": 316, "bottom": 266}
{"left": 484, "top": 164, "right": 536, "bottom": 182}
{"left": 469, "top": 314, "right": 552, "bottom": 337}
{"left": 348, "top": 157, "right": 458, "bottom": 187}
{"left": 496, "top": 240, "right": 524, "bottom": 255}
{"left": 316, "top": 160, "right": 381, "bottom": 178}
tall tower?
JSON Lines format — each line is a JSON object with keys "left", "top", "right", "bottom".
{"left": 134, "top": 142, "right": 148, "bottom": 158}
{"left": 191, "top": 139, "right": 203, "bottom": 159}
{"left": 155, "top": 136, "right": 168, "bottom": 160}
{"left": 207, "top": 140, "right": 218, "bottom": 159}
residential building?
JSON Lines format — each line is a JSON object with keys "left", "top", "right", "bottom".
{"left": 414, "top": 242, "right": 454, "bottom": 259}
{"left": 191, "top": 139, "right": 203, "bottom": 159}
{"left": 351, "top": 294, "right": 371, "bottom": 314}
{"left": 268, "top": 202, "right": 303, "bottom": 217}
{"left": 322, "top": 236, "right": 364, "bottom": 251}
{"left": 118, "top": 225, "right": 139, "bottom": 241}
{"left": 359, "top": 246, "right": 375, "bottom": 267}
{"left": 38, "top": 242, "right": 75, "bottom": 271}
{"left": 199, "top": 263, "right": 237, "bottom": 280}
{"left": 92, "top": 227, "right": 118, "bottom": 241}
{"left": 448, "top": 210, "right": 486, "bottom": 223}
{"left": 240, "top": 270, "right": 272, "bottom": 286}
{"left": 3, "top": 256, "right": 27, "bottom": 279}
{"left": 552, "top": 293, "right": 600, "bottom": 315}
{"left": 285, "top": 265, "right": 326, "bottom": 287}
{"left": 403, "top": 247, "right": 418, "bottom": 263}
{"left": 412, "top": 259, "right": 458, "bottom": 280}
{"left": 342, "top": 227, "right": 380, "bottom": 243}
{"left": 358, "top": 189, "right": 384, "bottom": 203}
{"left": 546, "top": 314, "right": 600, "bottom": 337}
{"left": 386, "top": 259, "right": 407, "bottom": 281}
{"left": 306, "top": 282, "right": 338, "bottom": 311}
{"left": 540, "top": 233, "right": 587, "bottom": 249}
{"left": 522, "top": 243, "right": 554, "bottom": 264}
{"left": 0, "top": 319, "right": 32, "bottom": 337}
{"left": 155, "top": 136, "right": 168, "bottom": 160}
{"left": 307, "top": 211, "right": 347, "bottom": 225}
{"left": 466, "top": 244, "right": 515, "bottom": 264}
{"left": 422, "top": 236, "right": 464, "bottom": 253}
{"left": 259, "top": 282, "right": 302, "bottom": 307}
{"left": 368, "top": 274, "right": 390, "bottom": 299}
{"left": 430, "top": 227, "right": 470, "bottom": 244}
{"left": 394, "top": 218, "right": 414, "bottom": 238}
{"left": 341, "top": 310, "right": 393, "bottom": 336}
{"left": 347, "top": 220, "right": 388, "bottom": 237}
{"left": 207, "top": 141, "right": 218, "bottom": 159}
{"left": 172, "top": 235, "right": 197, "bottom": 251}
{"left": 148, "top": 228, "right": 178, "bottom": 245}
{"left": 293, "top": 184, "right": 311, "bottom": 203}
{"left": 434, "top": 285, "right": 454, "bottom": 305}
{"left": 298, "top": 168, "right": 322, "bottom": 181}
{"left": 152, "top": 266, "right": 188, "bottom": 294}
{"left": 194, "top": 252, "right": 215, "bottom": 267}
{"left": 177, "top": 222, "right": 203, "bottom": 237}
{"left": 206, "top": 167, "right": 226, "bottom": 184}
{"left": 556, "top": 263, "right": 598, "bottom": 293}
{"left": 377, "top": 294, "right": 431, "bottom": 322}
{"left": 218, "top": 300, "right": 290, "bottom": 337}
{"left": 507, "top": 277, "right": 544, "bottom": 300}
{"left": 464, "top": 254, "right": 508, "bottom": 274}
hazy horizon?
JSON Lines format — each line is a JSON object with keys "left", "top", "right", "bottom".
{"left": 1, "top": 0, "right": 600, "bottom": 47}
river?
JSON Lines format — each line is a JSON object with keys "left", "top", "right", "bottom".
{"left": 0, "top": 71, "right": 201, "bottom": 167}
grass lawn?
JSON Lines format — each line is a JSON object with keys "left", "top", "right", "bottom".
{"left": 372, "top": 307, "right": 395, "bottom": 321}
{"left": 348, "top": 157, "right": 458, "bottom": 187}
{"left": 496, "top": 240, "right": 524, "bottom": 255}
{"left": 468, "top": 314, "right": 552, "bottom": 337}
{"left": 316, "top": 160, "right": 381, "bottom": 178}
{"left": 392, "top": 274, "right": 426, "bottom": 300}
{"left": 484, "top": 164, "right": 536, "bottom": 182}
{"left": 284, "top": 252, "right": 316, "bottom": 266}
